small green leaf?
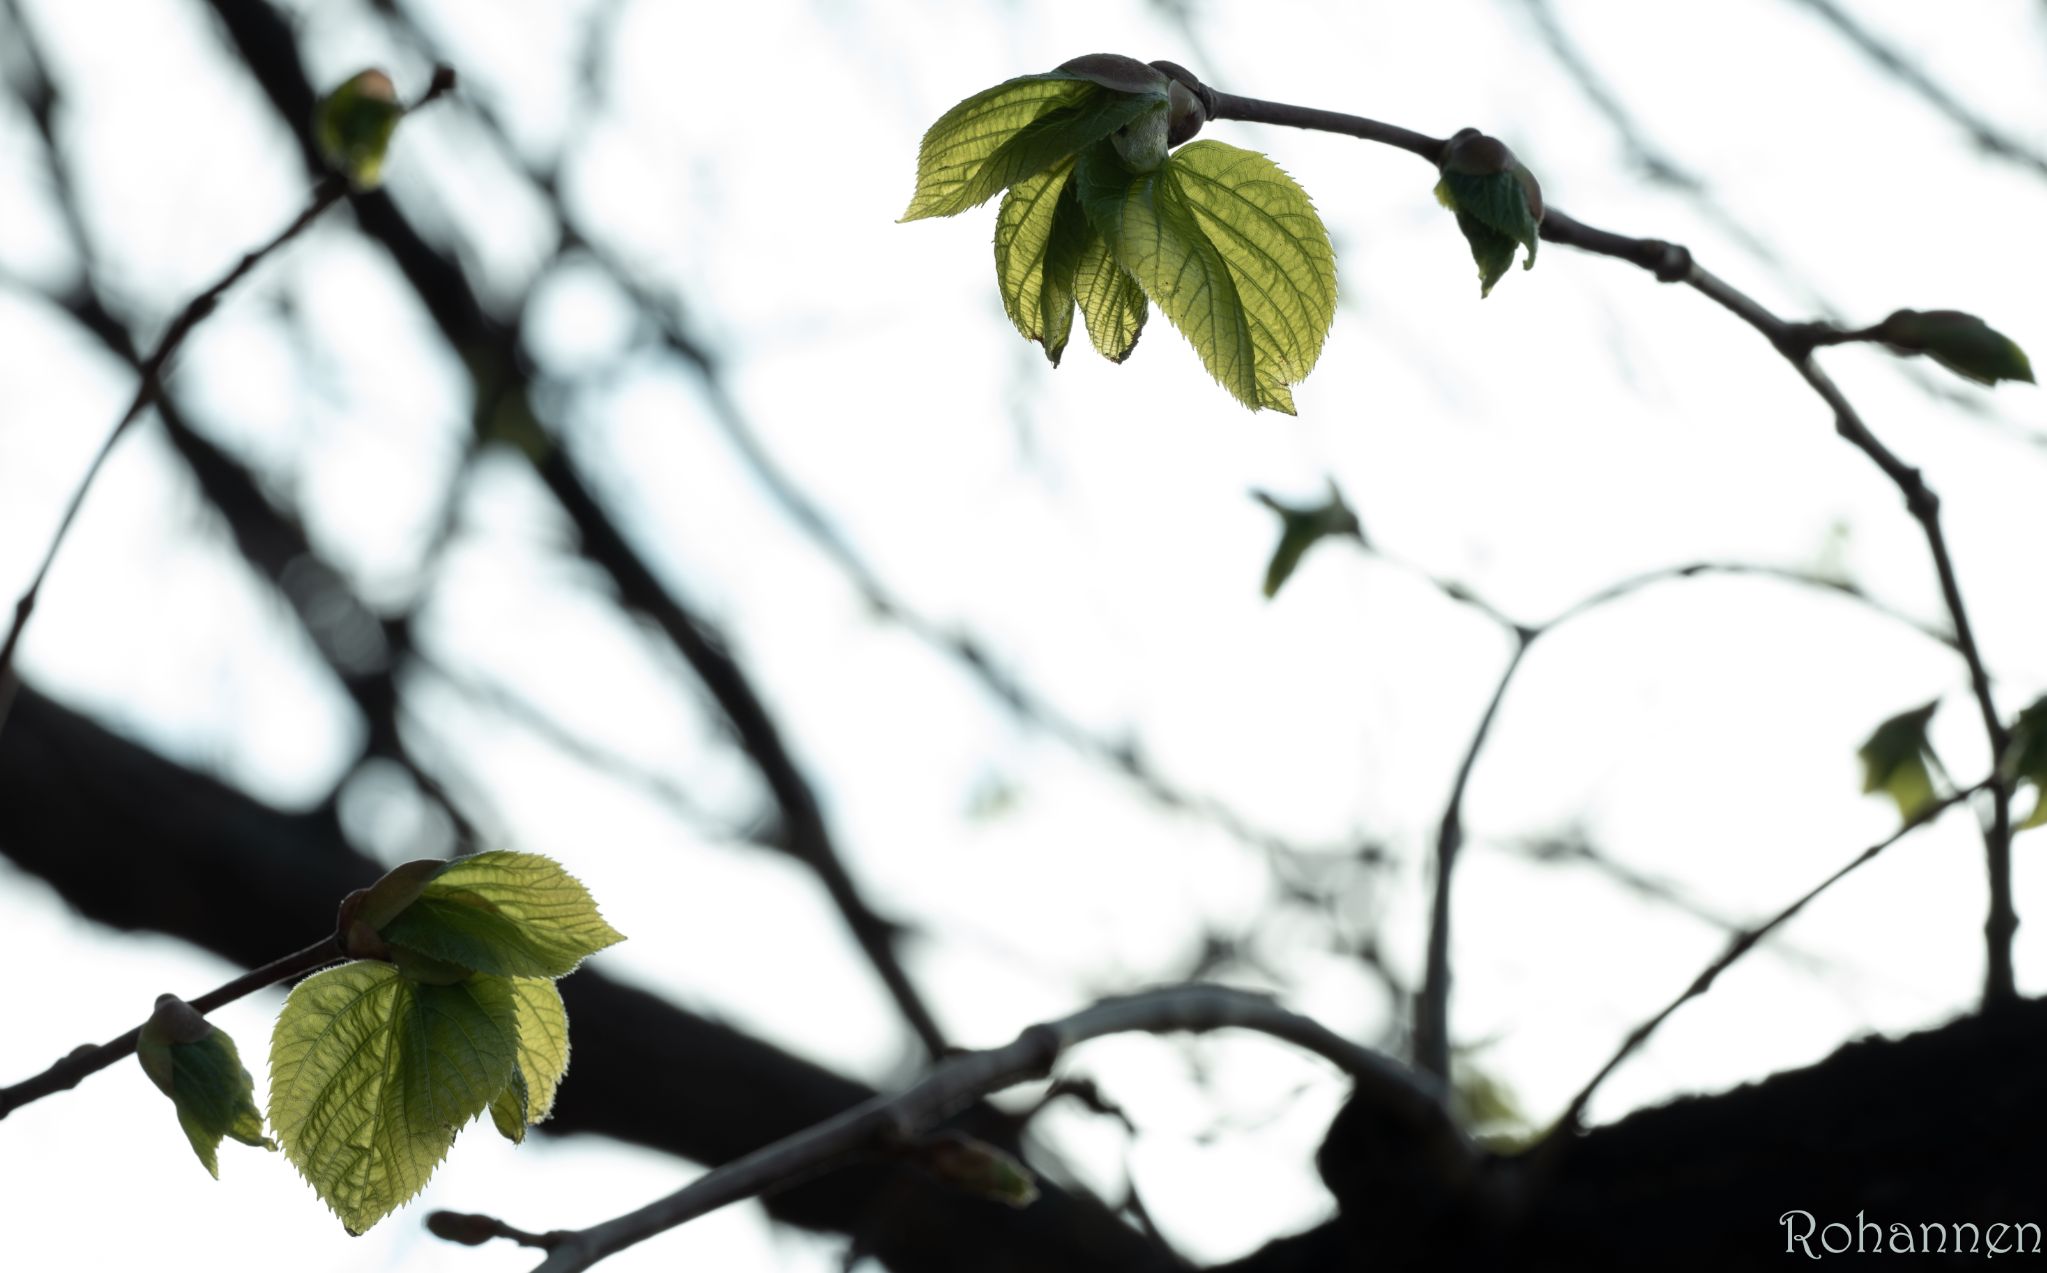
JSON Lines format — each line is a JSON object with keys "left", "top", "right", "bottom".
{"left": 269, "top": 963, "right": 519, "bottom": 1234}
{"left": 137, "top": 995, "right": 275, "bottom": 1179}
{"left": 1072, "top": 231, "right": 1147, "bottom": 363}
{"left": 2003, "top": 696, "right": 2047, "bottom": 831}
{"left": 314, "top": 69, "right": 407, "bottom": 190}
{"left": 1254, "top": 485, "right": 1363, "bottom": 599}
{"left": 1078, "top": 139, "right": 1336, "bottom": 413}
{"left": 489, "top": 1067, "right": 530, "bottom": 1144}
{"left": 901, "top": 73, "right": 1164, "bottom": 222}
{"left": 1435, "top": 129, "right": 1542, "bottom": 298}
{"left": 1873, "top": 309, "right": 2034, "bottom": 387}
{"left": 994, "top": 159, "right": 1088, "bottom": 365}
{"left": 1858, "top": 700, "right": 1941, "bottom": 821}
{"left": 378, "top": 851, "right": 625, "bottom": 980}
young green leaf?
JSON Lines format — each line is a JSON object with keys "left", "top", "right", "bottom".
{"left": 488, "top": 977, "right": 571, "bottom": 1144}
{"left": 376, "top": 851, "right": 624, "bottom": 980}
{"left": 269, "top": 962, "right": 519, "bottom": 1234}
{"left": 1857, "top": 700, "right": 1941, "bottom": 821}
{"left": 1072, "top": 232, "right": 1147, "bottom": 363}
{"left": 1872, "top": 309, "right": 2034, "bottom": 387}
{"left": 1435, "top": 129, "right": 1542, "bottom": 298}
{"left": 901, "top": 73, "right": 1164, "bottom": 222}
{"left": 2003, "top": 696, "right": 2047, "bottom": 831}
{"left": 1254, "top": 485, "right": 1363, "bottom": 599}
{"left": 993, "top": 159, "right": 1088, "bottom": 365}
{"left": 1078, "top": 140, "right": 1336, "bottom": 413}
{"left": 137, "top": 995, "right": 275, "bottom": 1179}
{"left": 314, "top": 69, "right": 407, "bottom": 190}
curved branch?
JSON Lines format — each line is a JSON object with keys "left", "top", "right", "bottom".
{"left": 432, "top": 984, "right": 1460, "bottom": 1273}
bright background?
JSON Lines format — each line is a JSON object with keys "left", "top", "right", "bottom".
{"left": 2, "top": 0, "right": 2043, "bottom": 1268}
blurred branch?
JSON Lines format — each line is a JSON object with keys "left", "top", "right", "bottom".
{"left": 1789, "top": 0, "right": 2047, "bottom": 180}
{"left": 0, "top": 18, "right": 479, "bottom": 847}
{"left": 201, "top": 0, "right": 949, "bottom": 1060}
{"left": 377, "top": 4, "right": 1370, "bottom": 885}
{"left": 433, "top": 985, "right": 1461, "bottom": 1273}
{"left": 0, "top": 174, "right": 346, "bottom": 733}
{"left": 1542, "top": 779, "right": 1989, "bottom": 1144}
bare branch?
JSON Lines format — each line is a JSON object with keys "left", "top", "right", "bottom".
{"left": 427, "top": 984, "right": 1460, "bottom": 1272}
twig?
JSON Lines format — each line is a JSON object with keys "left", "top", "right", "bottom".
{"left": 0, "top": 64, "right": 460, "bottom": 740}
{"left": 0, "top": 934, "right": 343, "bottom": 1119}
{"left": 1200, "top": 69, "right": 2019, "bottom": 1028}
{"left": 430, "top": 985, "right": 1460, "bottom": 1272}
{"left": 1543, "top": 780, "right": 1987, "bottom": 1142}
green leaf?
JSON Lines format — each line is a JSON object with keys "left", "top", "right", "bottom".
{"left": 2004, "top": 696, "right": 2047, "bottom": 831}
{"left": 1254, "top": 485, "right": 1363, "bottom": 599}
{"left": 1873, "top": 309, "right": 2034, "bottom": 387}
{"left": 378, "top": 850, "right": 625, "bottom": 980}
{"left": 137, "top": 995, "right": 275, "bottom": 1179}
{"left": 901, "top": 73, "right": 1164, "bottom": 222}
{"left": 994, "top": 160, "right": 1088, "bottom": 365}
{"left": 1079, "top": 139, "right": 1337, "bottom": 413}
{"left": 314, "top": 69, "right": 407, "bottom": 190}
{"left": 488, "top": 978, "right": 571, "bottom": 1143}
{"left": 1435, "top": 129, "right": 1542, "bottom": 298}
{"left": 269, "top": 962, "right": 519, "bottom": 1234}
{"left": 1857, "top": 700, "right": 1941, "bottom": 821}
{"left": 1072, "top": 231, "right": 1147, "bottom": 363}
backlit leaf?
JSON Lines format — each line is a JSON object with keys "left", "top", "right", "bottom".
{"left": 269, "top": 962, "right": 519, "bottom": 1234}
{"left": 378, "top": 851, "right": 625, "bottom": 981}
{"left": 1857, "top": 700, "right": 1941, "bottom": 821}
{"left": 1072, "top": 231, "right": 1147, "bottom": 363}
{"left": 137, "top": 996, "right": 274, "bottom": 1179}
{"left": 902, "top": 73, "right": 1163, "bottom": 222}
{"left": 1079, "top": 140, "right": 1336, "bottom": 412}
{"left": 994, "top": 159, "right": 1087, "bottom": 365}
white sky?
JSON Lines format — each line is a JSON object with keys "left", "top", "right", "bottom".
{"left": 2, "top": 0, "right": 2044, "bottom": 1269}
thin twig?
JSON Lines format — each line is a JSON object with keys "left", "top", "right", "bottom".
{"left": 1204, "top": 69, "right": 2020, "bottom": 1028}
{"left": 0, "top": 65, "right": 460, "bottom": 739}
{"left": 1543, "top": 781, "right": 1986, "bottom": 1142}
{"left": 427, "top": 984, "right": 1459, "bottom": 1273}
{"left": 0, "top": 934, "right": 343, "bottom": 1119}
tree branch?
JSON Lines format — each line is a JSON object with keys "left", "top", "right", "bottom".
{"left": 1543, "top": 779, "right": 1988, "bottom": 1143}
{"left": 0, "top": 56, "right": 457, "bottom": 740}
{"left": 1201, "top": 67, "right": 2020, "bottom": 1020}
{"left": 0, "top": 932, "right": 342, "bottom": 1119}
{"left": 431, "top": 984, "right": 1460, "bottom": 1273}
